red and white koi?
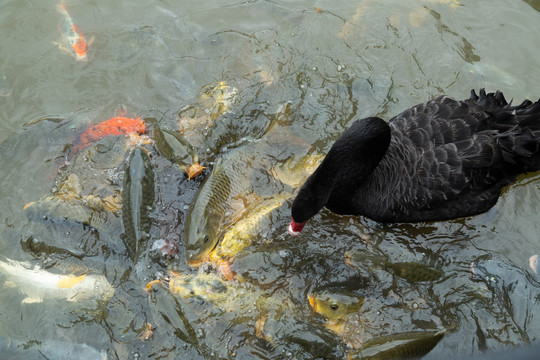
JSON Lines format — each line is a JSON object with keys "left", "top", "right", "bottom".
{"left": 55, "top": 2, "right": 90, "bottom": 61}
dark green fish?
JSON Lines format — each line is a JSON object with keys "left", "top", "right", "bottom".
{"left": 184, "top": 141, "right": 323, "bottom": 266}
{"left": 122, "top": 147, "right": 154, "bottom": 264}
{"left": 20, "top": 236, "right": 83, "bottom": 260}
{"left": 347, "top": 329, "right": 446, "bottom": 360}
{"left": 151, "top": 121, "right": 200, "bottom": 170}
{"left": 345, "top": 252, "right": 444, "bottom": 283}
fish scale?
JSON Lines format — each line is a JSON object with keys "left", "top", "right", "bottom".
{"left": 122, "top": 147, "right": 154, "bottom": 264}
{"left": 183, "top": 148, "right": 256, "bottom": 265}
{"left": 210, "top": 196, "right": 287, "bottom": 261}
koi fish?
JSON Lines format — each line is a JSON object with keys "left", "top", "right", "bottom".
{"left": 67, "top": 113, "right": 146, "bottom": 161}
{"left": 55, "top": 3, "right": 89, "bottom": 61}
{"left": 0, "top": 257, "right": 114, "bottom": 303}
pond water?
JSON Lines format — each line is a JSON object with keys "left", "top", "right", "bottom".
{"left": 1, "top": 0, "right": 540, "bottom": 359}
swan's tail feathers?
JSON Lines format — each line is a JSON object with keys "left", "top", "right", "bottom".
{"left": 481, "top": 90, "right": 540, "bottom": 171}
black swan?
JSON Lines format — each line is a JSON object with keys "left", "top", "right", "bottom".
{"left": 289, "top": 89, "right": 540, "bottom": 235}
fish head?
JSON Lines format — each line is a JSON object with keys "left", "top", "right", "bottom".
{"left": 183, "top": 210, "right": 220, "bottom": 267}
{"left": 308, "top": 290, "right": 364, "bottom": 320}
{"left": 133, "top": 117, "right": 146, "bottom": 134}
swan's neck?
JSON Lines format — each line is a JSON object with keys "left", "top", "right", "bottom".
{"left": 291, "top": 117, "right": 391, "bottom": 222}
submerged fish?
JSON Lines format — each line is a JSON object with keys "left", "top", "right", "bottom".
{"left": 271, "top": 152, "right": 324, "bottom": 188}
{"left": 185, "top": 144, "right": 323, "bottom": 266}
{"left": 164, "top": 270, "right": 293, "bottom": 320}
{"left": 0, "top": 336, "right": 108, "bottom": 360}
{"left": 67, "top": 113, "right": 145, "bottom": 161}
{"left": 309, "top": 289, "right": 369, "bottom": 348}
{"left": 347, "top": 329, "right": 446, "bottom": 360}
{"left": 55, "top": 2, "right": 90, "bottom": 61}
{"left": 148, "top": 270, "right": 334, "bottom": 358}
{"left": 309, "top": 286, "right": 446, "bottom": 350}
{"left": 24, "top": 174, "right": 123, "bottom": 234}
{"left": 0, "top": 257, "right": 114, "bottom": 303}
{"left": 150, "top": 121, "right": 205, "bottom": 180}
{"left": 183, "top": 149, "right": 256, "bottom": 266}
{"left": 20, "top": 236, "right": 83, "bottom": 260}
{"left": 345, "top": 252, "right": 444, "bottom": 283}
{"left": 207, "top": 195, "right": 287, "bottom": 264}
{"left": 122, "top": 147, "right": 154, "bottom": 264}
{"left": 177, "top": 81, "right": 238, "bottom": 146}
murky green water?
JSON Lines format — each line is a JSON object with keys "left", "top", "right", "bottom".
{"left": 1, "top": 0, "right": 540, "bottom": 359}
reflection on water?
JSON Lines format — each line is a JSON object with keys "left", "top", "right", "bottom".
{"left": 1, "top": 0, "right": 540, "bottom": 359}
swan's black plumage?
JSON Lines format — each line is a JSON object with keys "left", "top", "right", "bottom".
{"left": 290, "top": 89, "right": 540, "bottom": 234}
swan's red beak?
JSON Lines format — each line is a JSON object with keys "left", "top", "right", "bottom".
{"left": 288, "top": 218, "right": 307, "bottom": 236}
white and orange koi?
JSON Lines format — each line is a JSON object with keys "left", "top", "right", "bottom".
{"left": 55, "top": 2, "right": 90, "bottom": 61}
{"left": 0, "top": 257, "right": 114, "bottom": 303}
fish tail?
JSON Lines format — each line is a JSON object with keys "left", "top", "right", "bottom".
{"left": 56, "top": 2, "right": 68, "bottom": 16}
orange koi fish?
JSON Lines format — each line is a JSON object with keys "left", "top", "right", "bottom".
{"left": 68, "top": 113, "right": 146, "bottom": 161}
{"left": 55, "top": 3, "right": 89, "bottom": 61}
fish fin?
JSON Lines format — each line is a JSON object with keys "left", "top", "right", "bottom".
{"left": 54, "top": 42, "right": 73, "bottom": 55}
{"left": 56, "top": 3, "right": 68, "bottom": 15}
{"left": 4, "top": 280, "right": 16, "bottom": 288}
{"left": 87, "top": 35, "right": 95, "bottom": 47}
{"left": 22, "top": 296, "right": 43, "bottom": 304}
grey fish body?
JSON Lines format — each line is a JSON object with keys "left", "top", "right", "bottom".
{"left": 0, "top": 336, "right": 107, "bottom": 360}
{"left": 152, "top": 123, "right": 199, "bottom": 166}
{"left": 23, "top": 174, "right": 122, "bottom": 235}
{"left": 122, "top": 147, "right": 154, "bottom": 264}
{"left": 346, "top": 252, "right": 444, "bottom": 283}
{"left": 385, "top": 261, "right": 444, "bottom": 283}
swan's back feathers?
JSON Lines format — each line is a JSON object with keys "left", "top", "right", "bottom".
{"left": 354, "top": 89, "right": 540, "bottom": 221}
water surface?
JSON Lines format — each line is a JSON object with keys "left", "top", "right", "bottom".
{"left": 1, "top": 0, "right": 540, "bottom": 359}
